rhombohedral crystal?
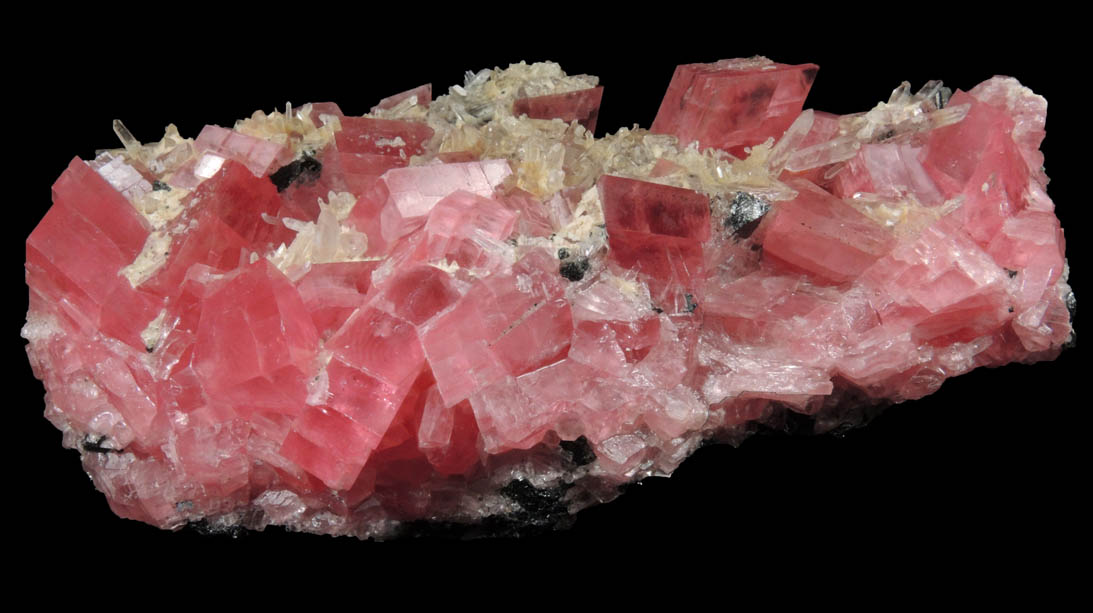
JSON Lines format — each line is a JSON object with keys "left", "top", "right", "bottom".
{"left": 23, "top": 58, "right": 1073, "bottom": 538}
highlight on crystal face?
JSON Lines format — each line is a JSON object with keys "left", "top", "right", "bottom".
{"left": 23, "top": 58, "right": 1073, "bottom": 538}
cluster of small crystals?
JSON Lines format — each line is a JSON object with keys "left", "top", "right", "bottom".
{"left": 24, "top": 58, "right": 1073, "bottom": 537}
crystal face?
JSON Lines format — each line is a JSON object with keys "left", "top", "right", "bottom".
{"left": 22, "top": 59, "right": 1073, "bottom": 539}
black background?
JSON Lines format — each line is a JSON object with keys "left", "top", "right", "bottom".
{"left": 11, "top": 10, "right": 1085, "bottom": 588}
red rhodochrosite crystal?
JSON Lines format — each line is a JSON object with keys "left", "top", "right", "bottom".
{"left": 22, "top": 59, "right": 1074, "bottom": 538}
{"left": 652, "top": 58, "right": 818, "bottom": 158}
{"left": 513, "top": 86, "right": 604, "bottom": 132}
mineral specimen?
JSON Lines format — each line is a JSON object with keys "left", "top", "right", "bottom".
{"left": 23, "top": 58, "right": 1073, "bottom": 539}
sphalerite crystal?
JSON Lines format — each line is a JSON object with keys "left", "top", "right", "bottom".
{"left": 23, "top": 58, "right": 1073, "bottom": 538}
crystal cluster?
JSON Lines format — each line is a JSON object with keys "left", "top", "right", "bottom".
{"left": 23, "top": 59, "right": 1073, "bottom": 538}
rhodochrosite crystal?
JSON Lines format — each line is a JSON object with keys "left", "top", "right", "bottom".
{"left": 23, "top": 59, "right": 1074, "bottom": 538}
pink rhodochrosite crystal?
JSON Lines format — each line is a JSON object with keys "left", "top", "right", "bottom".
{"left": 22, "top": 58, "right": 1074, "bottom": 539}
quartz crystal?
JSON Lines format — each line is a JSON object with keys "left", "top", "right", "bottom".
{"left": 23, "top": 58, "right": 1073, "bottom": 539}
